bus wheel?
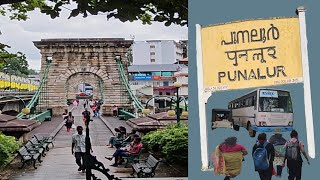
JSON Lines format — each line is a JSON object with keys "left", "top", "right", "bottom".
{"left": 233, "top": 122, "right": 240, "bottom": 131}
{"left": 248, "top": 123, "right": 256, "bottom": 137}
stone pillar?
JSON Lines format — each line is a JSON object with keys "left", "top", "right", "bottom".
{"left": 34, "top": 38, "right": 134, "bottom": 116}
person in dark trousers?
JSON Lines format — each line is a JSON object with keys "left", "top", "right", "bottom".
{"left": 83, "top": 100, "right": 86, "bottom": 108}
{"left": 72, "top": 126, "right": 86, "bottom": 173}
{"left": 105, "top": 137, "right": 143, "bottom": 167}
{"left": 82, "top": 108, "right": 91, "bottom": 124}
{"left": 113, "top": 105, "right": 118, "bottom": 117}
{"left": 64, "top": 112, "right": 74, "bottom": 132}
{"left": 269, "top": 133, "right": 287, "bottom": 177}
{"left": 252, "top": 133, "right": 275, "bottom": 180}
{"left": 284, "top": 130, "right": 310, "bottom": 180}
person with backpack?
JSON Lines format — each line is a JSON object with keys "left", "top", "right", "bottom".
{"left": 252, "top": 133, "right": 275, "bottom": 180}
{"left": 284, "top": 130, "right": 310, "bottom": 180}
{"left": 269, "top": 133, "right": 287, "bottom": 177}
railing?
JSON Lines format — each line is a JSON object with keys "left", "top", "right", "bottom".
{"left": 17, "top": 61, "right": 51, "bottom": 118}
{"left": 116, "top": 58, "right": 143, "bottom": 112}
{"left": 118, "top": 109, "right": 136, "bottom": 119}
{"left": 29, "top": 111, "right": 51, "bottom": 122}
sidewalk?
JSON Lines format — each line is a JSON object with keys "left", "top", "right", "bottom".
{"left": 25, "top": 116, "right": 65, "bottom": 140}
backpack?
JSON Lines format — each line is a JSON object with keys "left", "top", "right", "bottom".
{"left": 253, "top": 142, "right": 270, "bottom": 171}
{"left": 285, "top": 140, "right": 300, "bottom": 160}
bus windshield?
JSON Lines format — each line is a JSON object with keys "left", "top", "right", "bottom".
{"left": 258, "top": 90, "right": 293, "bottom": 113}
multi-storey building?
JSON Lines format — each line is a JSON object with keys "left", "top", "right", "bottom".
{"left": 128, "top": 64, "right": 187, "bottom": 111}
{"left": 132, "top": 40, "right": 184, "bottom": 65}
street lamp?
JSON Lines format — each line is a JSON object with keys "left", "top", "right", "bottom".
{"left": 115, "top": 55, "right": 121, "bottom": 61}
{"left": 83, "top": 114, "right": 120, "bottom": 180}
{"left": 172, "top": 82, "right": 182, "bottom": 124}
{"left": 143, "top": 93, "right": 188, "bottom": 124}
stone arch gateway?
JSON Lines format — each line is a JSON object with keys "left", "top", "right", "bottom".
{"left": 33, "top": 38, "right": 133, "bottom": 116}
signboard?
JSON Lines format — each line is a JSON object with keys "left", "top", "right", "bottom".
{"left": 134, "top": 76, "right": 152, "bottom": 80}
{"left": 201, "top": 17, "right": 303, "bottom": 92}
{"left": 152, "top": 76, "right": 161, "bottom": 80}
{"left": 260, "top": 90, "right": 278, "bottom": 98}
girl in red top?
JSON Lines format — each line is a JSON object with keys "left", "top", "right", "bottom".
{"left": 105, "top": 137, "right": 143, "bottom": 167}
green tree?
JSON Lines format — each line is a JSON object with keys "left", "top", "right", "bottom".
{"left": 0, "top": 48, "right": 29, "bottom": 76}
{"left": 28, "top": 69, "right": 39, "bottom": 75}
{"left": 0, "top": 0, "right": 187, "bottom": 26}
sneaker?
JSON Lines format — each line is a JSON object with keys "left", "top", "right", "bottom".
{"left": 82, "top": 169, "right": 85, "bottom": 173}
{"left": 78, "top": 167, "right": 81, "bottom": 171}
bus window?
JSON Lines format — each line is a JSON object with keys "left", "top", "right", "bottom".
{"left": 259, "top": 90, "right": 292, "bottom": 113}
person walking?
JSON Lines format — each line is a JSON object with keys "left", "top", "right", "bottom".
{"left": 252, "top": 133, "right": 275, "bottom": 180}
{"left": 96, "top": 102, "right": 101, "bottom": 116}
{"left": 82, "top": 108, "right": 91, "bottom": 124}
{"left": 72, "top": 126, "right": 86, "bottom": 173}
{"left": 211, "top": 137, "right": 248, "bottom": 180}
{"left": 113, "top": 105, "right": 118, "bottom": 117}
{"left": 92, "top": 105, "right": 97, "bottom": 117}
{"left": 284, "top": 130, "right": 310, "bottom": 180}
{"left": 64, "top": 112, "right": 74, "bottom": 132}
{"left": 73, "top": 100, "right": 78, "bottom": 108}
{"left": 269, "top": 133, "right": 287, "bottom": 177}
{"left": 83, "top": 100, "right": 87, "bottom": 109}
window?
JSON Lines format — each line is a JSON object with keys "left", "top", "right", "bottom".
{"left": 150, "top": 45, "right": 155, "bottom": 48}
{"left": 163, "top": 81, "right": 169, "bottom": 86}
{"left": 166, "top": 92, "right": 170, "bottom": 96}
{"left": 159, "top": 92, "right": 163, "bottom": 95}
{"left": 150, "top": 52, "right": 155, "bottom": 55}
{"left": 150, "top": 59, "right": 155, "bottom": 63}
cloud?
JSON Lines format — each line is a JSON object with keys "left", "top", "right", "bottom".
{"left": 0, "top": 9, "right": 187, "bottom": 70}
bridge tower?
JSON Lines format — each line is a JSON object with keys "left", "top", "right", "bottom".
{"left": 33, "top": 38, "right": 133, "bottom": 116}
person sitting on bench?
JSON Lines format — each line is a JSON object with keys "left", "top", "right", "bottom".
{"left": 105, "top": 137, "right": 143, "bottom": 167}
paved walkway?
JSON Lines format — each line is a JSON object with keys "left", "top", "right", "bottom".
{"left": 5, "top": 101, "right": 187, "bottom": 179}
{"left": 9, "top": 104, "right": 131, "bottom": 179}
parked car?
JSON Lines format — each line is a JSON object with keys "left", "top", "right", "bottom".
{"left": 212, "top": 109, "right": 233, "bottom": 130}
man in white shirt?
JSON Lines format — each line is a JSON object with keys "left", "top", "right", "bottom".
{"left": 72, "top": 126, "right": 86, "bottom": 173}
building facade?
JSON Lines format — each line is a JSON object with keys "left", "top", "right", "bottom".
{"left": 128, "top": 64, "right": 187, "bottom": 111}
{"left": 132, "top": 40, "right": 184, "bottom": 65}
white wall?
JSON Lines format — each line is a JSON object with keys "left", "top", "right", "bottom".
{"left": 133, "top": 40, "right": 183, "bottom": 65}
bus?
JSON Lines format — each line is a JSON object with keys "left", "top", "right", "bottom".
{"left": 228, "top": 88, "right": 294, "bottom": 137}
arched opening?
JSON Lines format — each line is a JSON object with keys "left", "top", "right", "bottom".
{"left": 65, "top": 72, "right": 104, "bottom": 106}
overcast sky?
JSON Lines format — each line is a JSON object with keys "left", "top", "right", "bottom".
{"left": 0, "top": 9, "right": 187, "bottom": 70}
